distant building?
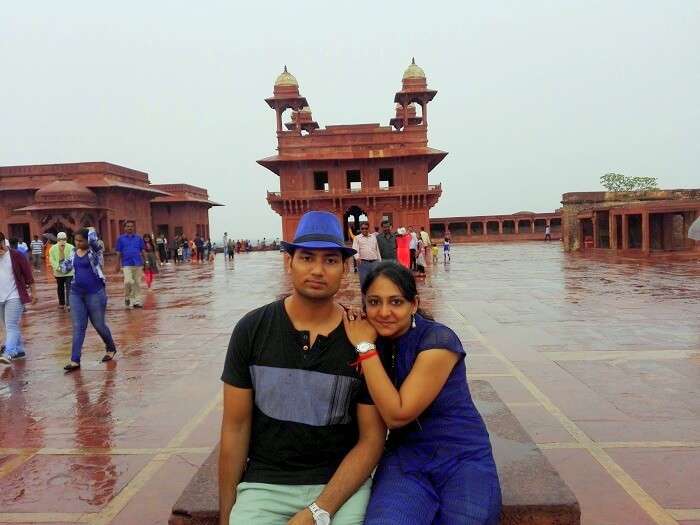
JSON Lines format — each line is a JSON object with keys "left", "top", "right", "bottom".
{"left": 259, "top": 60, "right": 446, "bottom": 241}
{"left": 430, "top": 212, "right": 561, "bottom": 242}
{"left": 561, "top": 189, "right": 700, "bottom": 257}
{"left": 0, "top": 162, "right": 221, "bottom": 248}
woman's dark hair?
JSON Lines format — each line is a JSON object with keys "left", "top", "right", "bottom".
{"left": 76, "top": 228, "right": 90, "bottom": 240}
{"left": 361, "top": 261, "right": 432, "bottom": 319}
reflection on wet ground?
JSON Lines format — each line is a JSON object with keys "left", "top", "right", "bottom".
{"left": 0, "top": 243, "right": 699, "bottom": 524}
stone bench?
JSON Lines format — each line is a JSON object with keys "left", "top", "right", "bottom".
{"left": 169, "top": 380, "right": 580, "bottom": 524}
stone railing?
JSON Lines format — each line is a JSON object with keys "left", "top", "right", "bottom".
{"left": 267, "top": 184, "right": 441, "bottom": 201}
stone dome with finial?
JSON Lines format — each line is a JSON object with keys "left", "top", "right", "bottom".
{"left": 273, "top": 65, "right": 301, "bottom": 97}
{"left": 402, "top": 57, "right": 426, "bottom": 80}
{"left": 400, "top": 58, "right": 428, "bottom": 91}
{"left": 275, "top": 66, "right": 299, "bottom": 87}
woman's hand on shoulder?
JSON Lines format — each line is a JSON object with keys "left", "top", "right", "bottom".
{"left": 342, "top": 306, "right": 377, "bottom": 346}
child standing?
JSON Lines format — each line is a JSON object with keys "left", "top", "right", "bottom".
{"left": 443, "top": 237, "right": 451, "bottom": 262}
{"left": 431, "top": 243, "right": 439, "bottom": 264}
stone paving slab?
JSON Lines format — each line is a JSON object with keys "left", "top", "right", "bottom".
{"left": 1, "top": 244, "right": 699, "bottom": 524}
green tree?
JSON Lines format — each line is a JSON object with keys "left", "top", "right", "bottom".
{"left": 600, "top": 173, "right": 659, "bottom": 192}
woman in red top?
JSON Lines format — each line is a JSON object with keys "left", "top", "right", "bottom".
{"left": 396, "top": 227, "right": 411, "bottom": 268}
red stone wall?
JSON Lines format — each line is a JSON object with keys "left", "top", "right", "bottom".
{"left": 151, "top": 203, "right": 211, "bottom": 241}
{"left": 0, "top": 190, "right": 39, "bottom": 240}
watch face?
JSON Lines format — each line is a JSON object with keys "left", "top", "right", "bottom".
{"left": 357, "top": 342, "right": 374, "bottom": 354}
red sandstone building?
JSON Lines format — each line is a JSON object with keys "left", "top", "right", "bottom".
{"left": 0, "top": 162, "right": 221, "bottom": 250}
{"left": 561, "top": 189, "right": 700, "bottom": 257}
{"left": 259, "top": 60, "right": 446, "bottom": 241}
{"left": 430, "top": 211, "right": 561, "bottom": 242}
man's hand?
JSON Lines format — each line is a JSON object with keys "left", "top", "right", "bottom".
{"left": 287, "top": 508, "right": 314, "bottom": 525}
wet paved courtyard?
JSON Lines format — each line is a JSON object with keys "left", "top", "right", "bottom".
{"left": 1, "top": 243, "right": 699, "bottom": 525}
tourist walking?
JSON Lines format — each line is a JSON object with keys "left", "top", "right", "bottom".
{"left": 419, "top": 226, "right": 431, "bottom": 264}
{"left": 352, "top": 222, "right": 382, "bottom": 285}
{"left": 156, "top": 233, "right": 168, "bottom": 264}
{"left": 545, "top": 224, "right": 552, "bottom": 242}
{"left": 396, "top": 227, "right": 411, "bottom": 269}
{"left": 344, "top": 262, "right": 502, "bottom": 524}
{"left": 223, "top": 232, "right": 229, "bottom": 259}
{"left": 171, "top": 235, "right": 181, "bottom": 264}
{"left": 431, "top": 243, "right": 439, "bottom": 264}
{"left": 218, "top": 211, "right": 385, "bottom": 524}
{"left": 376, "top": 220, "right": 397, "bottom": 261}
{"left": 443, "top": 237, "right": 451, "bottom": 262}
{"left": 142, "top": 233, "right": 159, "bottom": 289}
{"left": 115, "top": 220, "right": 146, "bottom": 309}
{"left": 415, "top": 239, "right": 427, "bottom": 277}
{"left": 61, "top": 228, "right": 117, "bottom": 372}
{"left": 49, "top": 232, "right": 75, "bottom": 311}
{"left": 195, "top": 236, "right": 205, "bottom": 262}
{"left": 408, "top": 227, "right": 419, "bottom": 270}
{"left": 0, "top": 232, "right": 37, "bottom": 365}
{"left": 30, "top": 236, "right": 44, "bottom": 269}
{"left": 227, "top": 238, "right": 235, "bottom": 261}
{"left": 181, "top": 237, "right": 191, "bottom": 262}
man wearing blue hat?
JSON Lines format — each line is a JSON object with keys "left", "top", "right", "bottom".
{"left": 219, "top": 211, "right": 386, "bottom": 525}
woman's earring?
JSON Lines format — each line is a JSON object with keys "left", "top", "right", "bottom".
{"left": 411, "top": 314, "right": 416, "bottom": 329}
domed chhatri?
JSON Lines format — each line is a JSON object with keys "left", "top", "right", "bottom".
{"left": 274, "top": 65, "right": 299, "bottom": 87}
{"left": 402, "top": 57, "right": 426, "bottom": 80}
{"left": 34, "top": 179, "right": 97, "bottom": 204}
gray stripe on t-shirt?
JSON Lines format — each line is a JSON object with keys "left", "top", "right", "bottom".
{"left": 250, "top": 365, "right": 359, "bottom": 427}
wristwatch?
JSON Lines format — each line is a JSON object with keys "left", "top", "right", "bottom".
{"left": 307, "top": 502, "right": 331, "bottom": 525}
{"left": 355, "top": 341, "right": 377, "bottom": 354}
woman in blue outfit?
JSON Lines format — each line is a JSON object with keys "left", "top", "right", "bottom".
{"left": 344, "top": 262, "right": 501, "bottom": 525}
{"left": 61, "top": 228, "right": 117, "bottom": 372}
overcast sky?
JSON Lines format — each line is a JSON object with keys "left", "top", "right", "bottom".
{"left": 2, "top": 1, "right": 698, "bottom": 240}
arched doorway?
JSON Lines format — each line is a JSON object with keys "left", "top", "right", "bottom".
{"left": 40, "top": 214, "right": 76, "bottom": 243}
{"left": 343, "top": 205, "right": 367, "bottom": 241}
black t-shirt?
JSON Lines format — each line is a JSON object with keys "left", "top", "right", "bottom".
{"left": 221, "top": 299, "right": 373, "bottom": 485}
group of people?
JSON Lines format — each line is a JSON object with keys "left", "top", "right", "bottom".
{"left": 0, "top": 221, "right": 236, "bottom": 372}
{"left": 351, "top": 221, "right": 451, "bottom": 284}
{"left": 154, "top": 234, "right": 218, "bottom": 265}
{"left": 219, "top": 211, "right": 501, "bottom": 524}
{"left": 223, "top": 237, "right": 281, "bottom": 256}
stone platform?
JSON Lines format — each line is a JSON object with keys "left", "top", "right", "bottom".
{"left": 1, "top": 243, "right": 699, "bottom": 524}
{"left": 169, "top": 380, "right": 580, "bottom": 524}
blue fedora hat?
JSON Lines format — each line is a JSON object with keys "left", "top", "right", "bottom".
{"left": 281, "top": 211, "right": 356, "bottom": 257}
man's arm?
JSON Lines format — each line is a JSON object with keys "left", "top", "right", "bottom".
{"left": 18, "top": 255, "right": 37, "bottom": 305}
{"left": 219, "top": 384, "right": 253, "bottom": 525}
{"left": 114, "top": 237, "right": 122, "bottom": 272}
{"left": 289, "top": 404, "right": 386, "bottom": 523}
{"left": 352, "top": 236, "right": 360, "bottom": 261}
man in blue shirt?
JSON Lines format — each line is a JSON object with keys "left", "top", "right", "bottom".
{"left": 115, "top": 221, "right": 146, "bottom": 308}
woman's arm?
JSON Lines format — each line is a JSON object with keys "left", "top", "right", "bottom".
{"left": 359, "top": 350, "right": 458, "bottom": 429}
{"left": 87, "top": 229, "right": 102, "bottom": 253}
